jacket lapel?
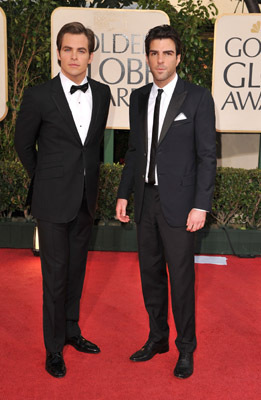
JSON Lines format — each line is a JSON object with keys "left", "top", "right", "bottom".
{"left": 158, "top": 78, "right": 187, "bottom": 145}
{"left": 51, "top": 75, "right": 82, "bottom": 145}
{"left": 139, "top": 84, "right": 152, "bottom": 153}
{"left": 84, "top": 78, "right": 100, "bottom": 146}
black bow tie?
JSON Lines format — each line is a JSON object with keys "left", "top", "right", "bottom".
{"left": 70, "top": 82, "right": 88, "bottom": 95}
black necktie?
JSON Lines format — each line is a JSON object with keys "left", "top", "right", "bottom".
{"left": 70, "top": 82, "right": 88, "bottom": 95}
{"left": 148, "top": 88, "right": 163, "bottom": 185}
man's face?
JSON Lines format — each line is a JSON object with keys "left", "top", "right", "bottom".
{"left": 57, "top": 33, "right": 93, "bottom": 84}
{"left": 146, "top": 38, "right": 181, "bottom": 88}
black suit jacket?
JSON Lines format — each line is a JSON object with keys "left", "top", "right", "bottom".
{"left": 15, "top": 75, "right": 111, "bottom": 223}
{"left": 117, "top": 77, "right": 216, "bottom": 227}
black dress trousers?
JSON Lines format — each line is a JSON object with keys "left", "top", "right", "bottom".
{"left": 37, "top": 187, "right": 93, "bottom": 353}
{"left": 136, "top": 184, "right": 197, "bottom": 353}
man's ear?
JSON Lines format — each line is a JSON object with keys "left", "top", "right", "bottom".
{"left": 56, "top": 48, "right": 61, "bottom": 62}
{"left": 176, "top": 53, "right": 181, "bottom": 68}
{"left": 88, "top": 52, "right": 94, "bottom": 64}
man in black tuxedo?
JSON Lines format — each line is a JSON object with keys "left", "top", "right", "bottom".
{"left": 116, "top": 25, "right": 216, "bottom": 379}
{"left": 15, "top": 22, "right": 111, "bottom": 378}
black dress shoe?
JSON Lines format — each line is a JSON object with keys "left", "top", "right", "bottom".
{"left": 65, "top": 335, "right": 100, "bottom": 353}
{"left": 174, "top": 352, "right": 193, "bottom": 379}
{"left": 130, "top": 340, "right": 169, "bottom": 362}
{"left": 45, "top": 352, "right": 66, "bottom": 378}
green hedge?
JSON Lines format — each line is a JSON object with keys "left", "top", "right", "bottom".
{"left": 0, "top": 162, "right": 260, "bottom": 228}
{"left": 0, "top": 160, "right": 30, "bottom": 218}
{"left": 96, "top": 163, "right": 134, "bottom": 222}
{"left": 211, "top": 167, "right": 260, "bottom": 229}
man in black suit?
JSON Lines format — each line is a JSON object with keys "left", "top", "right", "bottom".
{"left": 116, "top": 25, "right": 216, "bottom": 379}
{"left": 15, "top": 22, "right": 111, "bottom": 378}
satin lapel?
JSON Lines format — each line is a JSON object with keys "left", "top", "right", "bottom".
{"left": 51, "top": 75, "right": 82, "bottom": 145}
{"left": 158, "top": 79, "right": 187, "bottom": 146}
{"left": 84, "top": 79, "right": 100, "bottom": 146}
{"left": 139, "top": 84, "right": 152, "bottom": 153}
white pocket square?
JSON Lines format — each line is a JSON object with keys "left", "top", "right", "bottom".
{"left": 174, "top": 113, "right": 187, "bottom": 121}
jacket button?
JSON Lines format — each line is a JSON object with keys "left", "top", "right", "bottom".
{"left": 144, "top": 153, "right": 146, "bottom": 157}
{"left": 142, "top": 174, "right": 145, "bottom": 178}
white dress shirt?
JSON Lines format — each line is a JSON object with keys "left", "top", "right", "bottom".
{"left": 60, "top": 72, "right": 92, "bottom": 145}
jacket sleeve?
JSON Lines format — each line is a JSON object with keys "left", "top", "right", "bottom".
{"left": 14, "top": 88, "right": 41, "bottom": 179}
{"left": 117, "top": 90, "right": 138, "bottom": 200}
{"left": 194, "top": 88, "right": 217, "bottom": 211}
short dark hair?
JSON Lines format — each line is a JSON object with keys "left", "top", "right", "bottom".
{"left": 145, "top": 25, "right": 181, "bottom": 57}
{"left": 56, "top": 22, "right": 95, "bottom": 66}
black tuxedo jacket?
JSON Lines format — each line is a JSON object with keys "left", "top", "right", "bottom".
{"left": 117, "top": 77, "right": 216, "bottom": 227}
{"left": 15, "top": 75, "right": 111, "bottom": 223}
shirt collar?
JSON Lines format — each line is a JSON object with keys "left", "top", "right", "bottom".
{"left": 60, "top": 72, "right": 88, "bottom": 95}
{"left": 151, "top": 74, "right": 178, "bottom": 98}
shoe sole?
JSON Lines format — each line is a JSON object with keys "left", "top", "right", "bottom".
{"left": 66, "top": 342, "right": 100, "bottom": 354}
{"left": 130, "top": 345, "right": 169, "bottom": 362}
{"left": 45, "top": 367, "right": 66, "bottom": 378}
{"left": 174, "top": 372, "right": 193, "bottom": 379}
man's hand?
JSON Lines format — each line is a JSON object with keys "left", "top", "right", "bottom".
{"left": 116, "top": 199, "right": 130, "bottom": 223}
{"left": 186, "top": 209, "right": 206, "bottom": 232}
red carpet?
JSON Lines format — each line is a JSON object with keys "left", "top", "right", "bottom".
{"left": 0, "top": 249, "right": 260, "bottom": 400}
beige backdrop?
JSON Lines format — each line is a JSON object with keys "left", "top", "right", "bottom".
{"left": 212, "top": 14, "right": 261, "bottom": 169}
{"left": 51, "top": 7, "right": 169, "bottom": 129}
{"left": 0, "top": 8, "right": 8, "bottom": 121}
{"left": 212, "top": 14, "right": 261, "bottom": 133}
